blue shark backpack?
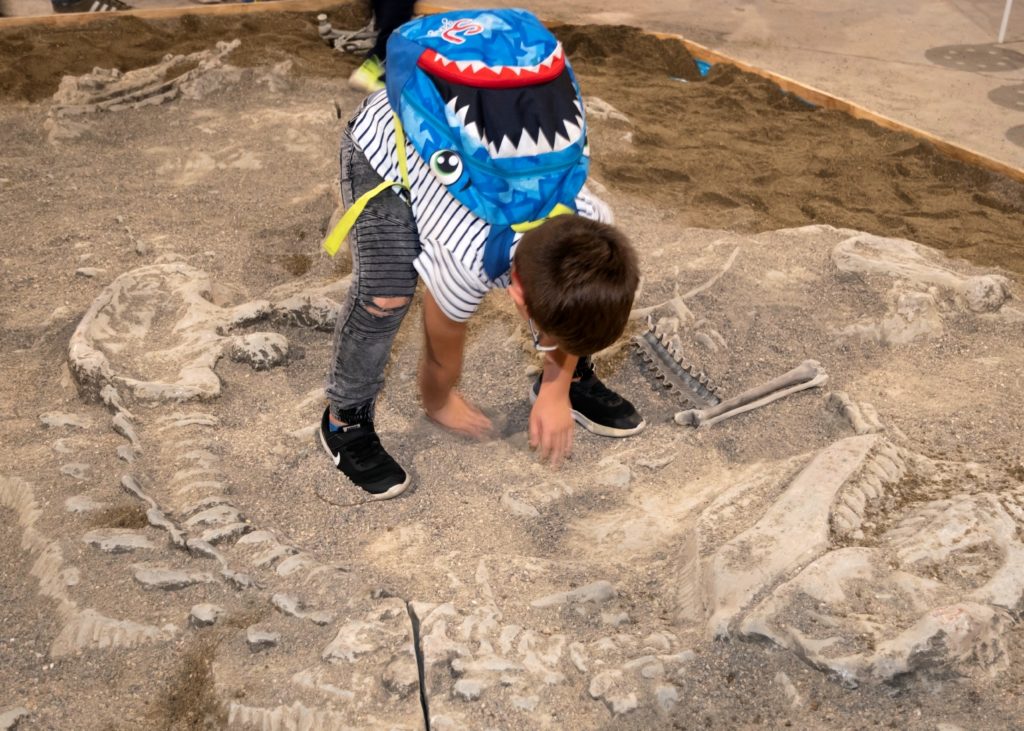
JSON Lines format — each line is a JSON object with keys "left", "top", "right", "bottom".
{"left": 323, "top": 8, "right": 590, "bottom": 279}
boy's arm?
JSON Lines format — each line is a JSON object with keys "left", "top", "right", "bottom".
{"left": 532, "top": 349, "right": 578, "bottom": 467}
{"left": 420, "top": 290, "right": 492, "bottom": 438}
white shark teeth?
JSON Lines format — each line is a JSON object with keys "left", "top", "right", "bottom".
{"left": 534, "top": 131, "right": 554, "bottom": 155}
{"left": 487, "top": 127, "right": 574, "bottom": 159}
{"left": 515, "top": 130, "right": 552, "bottom": 156}
{"left": 562, "top": 117, "right": 583, "bottom": 146}
{"left": 496, "top": 135, "right": 518, "bottom": 158}
{"left": 461, "top": 111, "right": 585, "bottom": 158}
{"left": 463, "top": 121, "right": 490, "bottom": 151}
{"left": 476, "top": 108, "right": 587, "bottom": 158}
{"left": 444, "top": 98, "right": 466, "bottom": 126}
{"left": 552, "top": 131, "right": 572, "bottom": 152}
{"left": 515, "top": 130, "right": 538, "bottom": 156}
{"left": 433, "top": 43, "right": 562, "bottom": 78}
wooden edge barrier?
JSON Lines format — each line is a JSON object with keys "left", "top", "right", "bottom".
{"left": 3, "top": 0, "right": 1022, "bottom": 184}
{"left": 0, "top": 0, "right": 344, "bottom": 27}
{"left": 656, "top": 33, "right": 1024, "bottom": 185}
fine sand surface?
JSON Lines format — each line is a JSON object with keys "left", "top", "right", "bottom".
{"left": 2, "top": 6, "right": 1024, "bottom": 730}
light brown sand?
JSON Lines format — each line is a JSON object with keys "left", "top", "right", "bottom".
{"left": 1, "top": 6, "right": 1023, "bottom": 730}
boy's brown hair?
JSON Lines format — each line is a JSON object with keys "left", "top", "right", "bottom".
{"left": 513, "top": 215, "right": 639, "bottom": 356}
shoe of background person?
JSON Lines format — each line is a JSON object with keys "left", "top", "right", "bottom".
{"left": 318, "top": 16, "right": 377, "bottom": 54}
{"left": 318, "top": 408, "right": 410, "bottom": 499}
{"left": 531, "top": 359, "right": 646, "bottom": 437}
{"left": 348, "top": 56, "right": 385, "bottom": 94}
{"left": 52, "top": 0, "right": 132, "bottom": 12}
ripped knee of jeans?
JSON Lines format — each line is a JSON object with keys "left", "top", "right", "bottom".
{"left": 364, "top": 296, "right": 411, "bottom": 318}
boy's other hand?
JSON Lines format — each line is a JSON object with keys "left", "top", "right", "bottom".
{"left": 530, "top": 390, "right": 574, "bottom": 468}
{"left": 426, "top": 390, "right": 494, "bottom": 440}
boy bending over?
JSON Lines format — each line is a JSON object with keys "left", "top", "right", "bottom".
{"left": 319, "top": 10, "right": 644, "bottom": 499}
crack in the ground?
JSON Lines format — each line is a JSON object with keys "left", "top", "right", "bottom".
{"left": 406, "top": 600, "right": 431, "bottom": 731}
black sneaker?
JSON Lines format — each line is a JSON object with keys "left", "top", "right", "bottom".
{"left": 53, "top": 0, "right": 132, "bottom": 12}
{"left": 319, "top": 408, "right": 410, "bottom": 499}
{"left": 531, "top": 359, "right": 645, "bottom": 437}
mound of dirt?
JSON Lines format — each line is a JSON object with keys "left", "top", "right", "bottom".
{"left": 0, "top": 3, "right": 366, "bottom": 102}
{"left": 2, "top": 5, "right": 1022, "bottom": 277}
{"left": 555, "top": 23, "right": 702, "bottom": 81}
{"left": 576, "top": 59, "right": 1024, "bottom": 276}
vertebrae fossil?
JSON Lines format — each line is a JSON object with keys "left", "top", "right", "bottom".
{"left": 632, "top": 321, "right": 720, "bottom": 409}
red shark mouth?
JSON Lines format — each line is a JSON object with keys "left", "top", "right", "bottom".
{"left": 417, "top": 43, "right": 566, "bottom": 89}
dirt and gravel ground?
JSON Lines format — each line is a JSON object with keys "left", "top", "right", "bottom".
{"left": 1, "top": 5, "right": 1024, "bottom": 730}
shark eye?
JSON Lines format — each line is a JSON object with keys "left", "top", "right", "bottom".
{"left": 583, "top": 134, "right": 591, "bottom": 157}
{"left": 429, "top": 150, "right": 464, "bottom": 185}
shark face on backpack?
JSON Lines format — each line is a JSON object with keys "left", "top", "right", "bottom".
{"left": 385, "top": 9, "right": 591, "bottom": 278}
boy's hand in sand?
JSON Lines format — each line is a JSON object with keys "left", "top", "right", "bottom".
{"left": 529, "top": 388, "right": 574, "bottom": 467}
{"left": 426, "top": 390, "right": 493, "bottom": 439}
{"left": 528, "top": 349, "right": 579, "bottom": 468}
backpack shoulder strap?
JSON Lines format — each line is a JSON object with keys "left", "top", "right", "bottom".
{"left": 510, "top": 202, "right": 576, "bottom": 234}
{"left": 322, "top": 179, "right": 401, "bottom": 256}
{"left": 322, "top": 113, "right": 411, "bottom": 257}
{"left": 393, "top": 112, "right": 410, "bottom": 190}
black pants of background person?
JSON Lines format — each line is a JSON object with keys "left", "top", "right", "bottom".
{"left": 368, "top": 0, "right": 416, "bottom": 62}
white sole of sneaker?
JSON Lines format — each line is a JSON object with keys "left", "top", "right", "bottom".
{"left": 529, "top": 387, "right": 646, "bottom": 438}
{"left": 318, "top": 427, "right": 411, "bottom": 501}
{"left": 572, "top": 410, "right": 646, "bottom": 438}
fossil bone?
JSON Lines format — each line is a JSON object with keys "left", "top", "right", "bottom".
{"left": 627, "top": 245, "right": 739, "bottom": 323}
{"left": 832, "top": 233, "right": 1011, "bottom": 314}
{"left": 674, "top": 360, "right": 828, "bottom": 428}
{"left": 826, "top": 391, "right": 884, "bottom": 435}
{"left": 633, "top": 326, "right": 720, "bottom": 408}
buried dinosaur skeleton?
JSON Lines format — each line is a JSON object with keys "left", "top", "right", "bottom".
{"left": 633, "top": 321, "right": 828, "bottom": 428}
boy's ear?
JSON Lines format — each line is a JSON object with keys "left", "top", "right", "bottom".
{"left": 508, "top": 269, "right": 527, "bottom": 309}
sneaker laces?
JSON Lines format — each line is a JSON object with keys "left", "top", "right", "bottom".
{"left": 571, "top": 359, "right": 623, "bottom": 405}
{"left": 341, "top": 424, "right": 389, "bottom": 469}
{"left": 575, "top": 373, "right": 621, "bottom": 405}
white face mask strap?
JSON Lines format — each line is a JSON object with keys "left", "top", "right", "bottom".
{"left": 529, "top": 317, "right": 558, "bottom": 352}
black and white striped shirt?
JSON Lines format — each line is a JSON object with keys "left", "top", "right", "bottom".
{"left": 349, "top": 91, "right": 612, "bottom": 322}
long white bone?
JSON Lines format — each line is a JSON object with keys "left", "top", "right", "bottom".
{"left": 674, "top": 360, "right": 828, "bottom": 428}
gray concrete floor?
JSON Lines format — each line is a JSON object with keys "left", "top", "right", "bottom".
{"left": 3, "top": 0, "right": 1024, "bottom": 170}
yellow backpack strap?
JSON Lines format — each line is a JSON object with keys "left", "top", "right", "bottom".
{"left": 510, "top": 203, "right": 575, "bottom": 234}
{"left": 321, "top": 113, "right": 411, "bottom": 257}
{"left": 322, "top": 180, "right": 401, "bottom": 256}
{"left": 393, "top": 112, "right": 410, "bottom": 189}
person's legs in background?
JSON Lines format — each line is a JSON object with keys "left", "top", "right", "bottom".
{"left": 348, "top": 0, "right": 416, "bottom": 93}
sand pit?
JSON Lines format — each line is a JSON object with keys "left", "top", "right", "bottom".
{"left": 2, "top": 6, "right": 1024, "bottom": 730}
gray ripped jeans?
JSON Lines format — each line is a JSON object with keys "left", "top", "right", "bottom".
{"left": 325, "top": 129, "right": 420, "bottom": 424}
